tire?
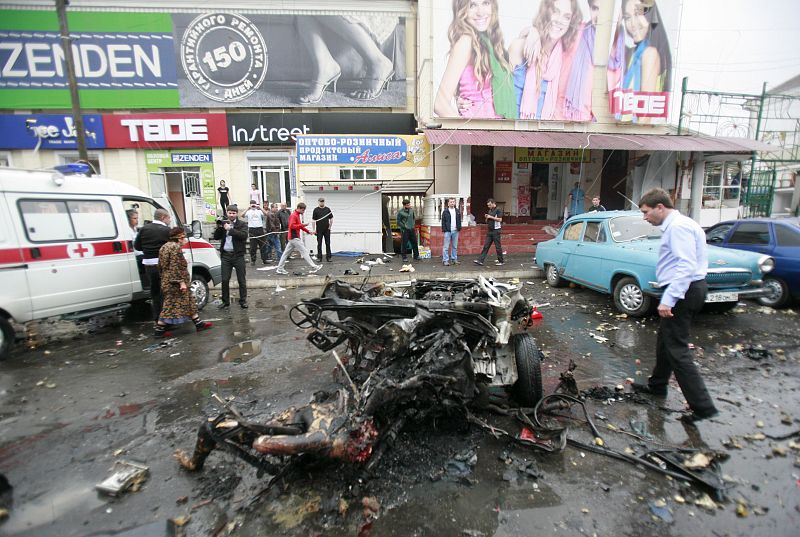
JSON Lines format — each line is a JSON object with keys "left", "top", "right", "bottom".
{"left": 613, "top": 277, "right": 652, "bottom": 317}
{"left": 191, "top": 274, "right": 209, "bottom": 311}
{"left": 757, "top": 277, "right": 790, "bottom": 308}
{"left": 545, "top": 264, "right": 565, "bottom": 287}
{"left": 0, "top": 317, "right": 14, "bottom": 361}
{"left": 512, "top": 333, "right": 543, "bottom": 407}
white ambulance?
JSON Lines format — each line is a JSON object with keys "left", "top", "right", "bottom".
{"left": 0, "top": 164, "right": 222, "bottom": 360}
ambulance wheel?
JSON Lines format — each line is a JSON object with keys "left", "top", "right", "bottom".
{"left": 0, "top": 317, "right": 13, "bottom": 361}
{"left": 191, "top": 274, "right": 209, "bottom": 311}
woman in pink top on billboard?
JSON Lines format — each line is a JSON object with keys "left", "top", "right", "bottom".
{"left": 434, "top": 0, "right": 517, "bottom": 120}
{"left": 509, "top": 0, "right": 583, "bottom": 120}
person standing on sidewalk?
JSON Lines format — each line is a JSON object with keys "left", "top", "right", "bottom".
{"left": 397, "top": 199, "right": 419, "bottom": 262}
{"left": 213, "top": 205, "right": 249, "bottom": 309}
{"left": 586, "top": 196, "right": 606, "bottom": 212}
{"left": 278, "top": 202, "right": 291, "bottom": 251}
{"left": 134, "top": 208, "right": 171, "bottom": 320}
{"left": 275, "top": 202, "right": 321, "bottom": 275}
{"left": 244, "top": 200, "right": 269, "bottom": 266}
{"left": 312, "top": 198, "right": 334, "bottom": 262}
{"left": 441, "top": 197, "right": 461, "bottom": 266}
{"left": 635, "top": 188, "right": 718, "bottom": 423}
{"left": 264, "top": 203, "right": 283, "bottom": 262}
{"left": 474, "top": 199, "right": 504, "bottom": 266}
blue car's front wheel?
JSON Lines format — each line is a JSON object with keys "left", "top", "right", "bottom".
{"left": 545, "top": 264, "right": 565, "bottom": 288}
{"left": 613, "top": 277, "right": 652, "bottom": 317}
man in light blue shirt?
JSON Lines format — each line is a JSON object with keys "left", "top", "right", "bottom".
{"left": 635, "top": 188, "right": 718, "bottom": 423}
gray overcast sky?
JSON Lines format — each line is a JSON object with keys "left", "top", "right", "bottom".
{"left": 674, "top": 0, "right": 799, "bottom": 94}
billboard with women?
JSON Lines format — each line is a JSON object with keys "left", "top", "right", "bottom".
{"left": 607, "top": 0, "right": 678, "bottom": 123}
{"left": 0, "top": 8, "right": 406, "bottom": 109}
{"left": 431, "top": 0, "right": 678, "bottom": 123}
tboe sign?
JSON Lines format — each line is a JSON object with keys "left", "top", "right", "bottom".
{"left": 103, "top": 113, "right": 228, "bottom": 148}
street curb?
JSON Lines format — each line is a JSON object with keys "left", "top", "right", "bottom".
{"left": 212, "top": 267, "right": 546, "bottom": 290}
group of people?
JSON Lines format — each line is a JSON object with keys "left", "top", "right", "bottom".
{"left": 434, "top": 0, "right": 670, "bottom": 122}
{"left": 130, "top": 208, "right": 213, "bottom": 338}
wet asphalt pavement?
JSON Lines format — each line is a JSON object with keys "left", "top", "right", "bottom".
{"left": 0, "top": 271, "right": 799, "bottom": 537}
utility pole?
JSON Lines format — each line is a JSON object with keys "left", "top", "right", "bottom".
{"left": 55, "top": 0, "right": 90, "bottom": 169}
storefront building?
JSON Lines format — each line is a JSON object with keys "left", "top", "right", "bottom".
{"left": 0, "top": 0, "right": 427, "bottom": 248}
{"left": 414, "top": 0, "right": 770, "bottom": 254}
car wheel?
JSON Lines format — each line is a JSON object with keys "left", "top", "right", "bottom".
{"left": 545, "top": 264, "right": 565, "bottom": 287}
{"left": 191, "top": 274, "right": 209, "bottom": 311}
{"left": 757, "top": 277, "right": 790, "bottom": 308}
{"left": 613, "top": 277, "right": 652, "bottom": 317}
{"left": 512, "top": 333, "right": 543, "bottom": 407}
{"left": 0, "top": 317, "right": 14, "bottom": 361}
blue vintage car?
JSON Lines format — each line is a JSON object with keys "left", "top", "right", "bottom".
{"left": 534, "top": 211, "right": 775, "bottom": 316}
{"left": 705, "top": 218, "right": 800, "bottom": 308}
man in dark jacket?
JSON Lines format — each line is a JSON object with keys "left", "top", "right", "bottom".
{"left": 441, "top": 197, "right": 462, "bottom": 266}
{"left": 213, "top": 205, "right": 249, "bottom": 309}
{"left": 397, "top": 199, "right": 419, "bottom": 262}
{"left": 312, "top": 198, "right": 333, "bottom": 262}
{"left": 277, "top": 203, "right": 291, "bottom": 250}
{"left": 586, "top": 196, "right": 606, "bottom": 212}
{"left": 133, "top": 208, "right": 171, "bottom": 320}
{"left": 264, "top": 203, "right": 283, "bottom": 262}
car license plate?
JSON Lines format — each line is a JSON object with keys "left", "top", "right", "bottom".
{"left": 706, "top": 291, "right": 738, "bottom": 303}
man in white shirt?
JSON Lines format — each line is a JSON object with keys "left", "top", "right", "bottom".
{"left": 244, "top": 200, "right": 269, "bottom": 265}
{"left": 441, "top": 198, "right": 462, "bottom": 266}
{"left": 636, "top": 188, "right": 717, "bottom": 423}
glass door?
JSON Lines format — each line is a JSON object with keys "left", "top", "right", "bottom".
{"left": 251, "top": 165, "right": 291, "bottom": 206}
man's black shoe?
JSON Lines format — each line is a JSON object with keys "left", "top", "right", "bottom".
{"left": 240, "top": 301, "right": 248, "bottom": 309}
{"left": 631, "top": 382, "right": 667, "bottom": 396}
{"left": 679, "top": 409, "right": 718, "bottom": 423}
{"left": 473, "top": 259, "right": 484, "bottom": 266}
{"left": 218, "top": 302, "right": 230, "bottom": 309}
{"left": 326, "top": 257, "right": 332, "bottom": 262}
{"left": 413, "top": 257, "right": 421, "bottom": 261}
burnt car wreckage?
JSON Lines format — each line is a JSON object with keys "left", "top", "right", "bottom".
{"left": 176, "top": 277, "right": 731, "bottom": 499}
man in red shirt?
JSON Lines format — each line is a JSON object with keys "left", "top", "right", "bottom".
{"left": 275, "top": 202, "right": 322, "bottom": 275}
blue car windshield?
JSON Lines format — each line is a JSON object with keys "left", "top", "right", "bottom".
{"left": 609, "top": 215, "right": 662, "bottom": 242}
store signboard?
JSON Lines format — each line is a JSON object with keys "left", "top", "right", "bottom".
{"left": 226, "top": 113, "right": 417, "bottom": 146}
{"left": 495, "top": 161, "right": 513, "bottom": 183}
{"left": 103, "top": 113, "right": 228, "bottom": 148}
{"left": 514, "top": 148, "right": 590, "bottom": 163}
{"left": 0, "top": 113, "right": 105, "bottom": 149}
{"left": 0, "top": 9, "right": 407, "bottom": 109}
{"left": 296, "top": 135, "right": 430, "bottom": 167}
{"left": 145, "top": 150, "right": 216, "bottom": 222}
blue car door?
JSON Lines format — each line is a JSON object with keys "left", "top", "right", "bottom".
{"left": 724, "top": 222, "right": 772, "bottom": 256}
{"left": 565, "top": 220, "right": 608, "bottom": 290}
{"left": 555, "top": 220, "right": 585, "bottom": 281}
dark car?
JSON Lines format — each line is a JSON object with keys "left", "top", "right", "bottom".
{"left": 705, "top": 218, "right": 800, "bottom": 307}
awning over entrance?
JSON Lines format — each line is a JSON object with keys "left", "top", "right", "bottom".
{"left": 423, "top": 130, "right": 775, "bottom": 152}
{"left": 299, "top": 179, "right": 434, "bottom": 193}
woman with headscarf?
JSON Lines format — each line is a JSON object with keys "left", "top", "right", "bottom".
{"left": 154, "top": 227, "right": 213, "bottom": 338}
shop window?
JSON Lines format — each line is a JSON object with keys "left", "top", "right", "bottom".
{"left": 0, "top": 152, "right": 11, "bottom": 167}
{"left": 339, "top": 167, "right": 378, "bottom": 180}
{"left": 729, "top": 222, "right": 769, "bottom": 245}
{"left": 702, "top": 161, "right": 742, "bottom": 209}
{"left": 563, "top": 221, "right": 583, "bottom": 241}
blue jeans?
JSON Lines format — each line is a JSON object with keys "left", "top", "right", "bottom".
{"left": 265, "top": 234, "right": 282, "bottom": 259}
{"left": 442, "top": 230, "right": 459, "bottom": 263}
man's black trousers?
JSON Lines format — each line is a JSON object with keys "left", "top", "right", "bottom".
{"left": 220, "top": 251, "right": 247, "bottom": 305}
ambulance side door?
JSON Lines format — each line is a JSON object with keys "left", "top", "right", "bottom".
{"left": 14, "top": 195, "right": 134, "bottom": 318}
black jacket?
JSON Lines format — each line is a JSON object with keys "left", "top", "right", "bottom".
{"left": 213, "top": 218, "right": 248, "bottom": 256}
{"left": 441, "top": 207, "right": 462, "bottom": 232}
{"left": 133, "top": 221, "right": 170, "bottom": 261}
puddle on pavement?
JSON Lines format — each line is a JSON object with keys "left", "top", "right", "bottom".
{"left": 157, "top": 377, "right": 261, "bottom": 426}
{"left": 1, "top": 481, "right": 104, "bottom": 535}
{"left": 220, "top": 339, "right": 262, "bottom": 363}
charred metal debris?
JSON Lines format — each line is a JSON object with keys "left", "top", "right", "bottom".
{"left": 176, "top": 278, "right": 730, "bottom": 498}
